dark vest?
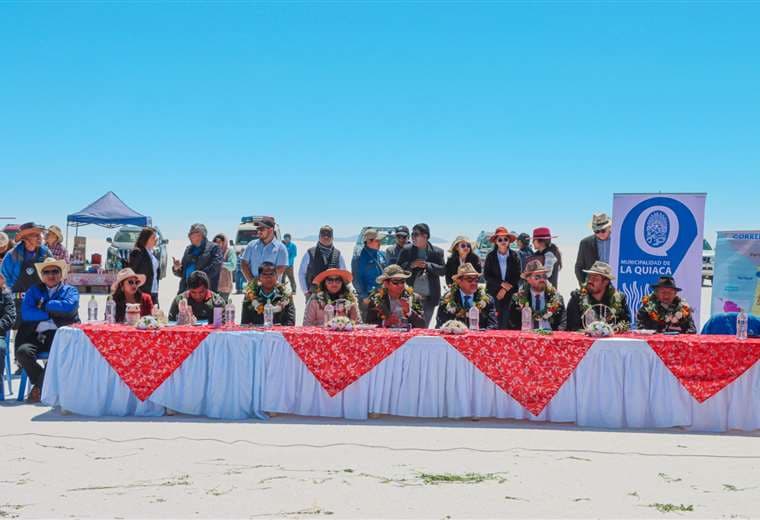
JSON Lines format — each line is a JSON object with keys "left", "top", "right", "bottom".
{"left": 305, "top": 246, "right": 341, "bottom": 288}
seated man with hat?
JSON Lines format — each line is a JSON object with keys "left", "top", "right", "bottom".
{"left": 636, "top": 276, "right": 696, "bottom": 333}
{"left": 16, "top": 257, "right": 80, "bottom": 402}
{"left": 436, "top": 263, "right": 497, "bottom": 330}
{"left": 366, "top": 265, "right": 425, "bottom": 328}
{"left": 241, "top": 262, "right": 296, "bottom": 326}
{"left": 168, "top": 271, "right": 227, "bottom": 323}
{"left": 303, "top": 267, "right": 360, "bottom": 326}
{"left": 508, "top": 260, "right": 566, "bottom": 331}
{"left": 566, "top": 261, "right": 631, "bottom": 332}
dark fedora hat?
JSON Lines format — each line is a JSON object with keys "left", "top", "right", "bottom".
{"left": 652, "top": 276, "right": 682, "bottom": 291}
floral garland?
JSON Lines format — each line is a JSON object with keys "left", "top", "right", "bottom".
{"left": 579, "top": 285, "right": 630, "bottom": 332}
{"left": 244, "top": 278, "right": 293, "bottom": 314}
{"left": 314, "top": 285, "right": 358, "bottom": 307}
{"left": 513, "top": 282, "right": 562, "bottom": 322}
{"left": 640, "top": 294, "right": 691, "bottom": 326}
{"left": 442, "top": 283, "right": 490, "bottom": 319}
{"left": 368, "top": 285, "right": 423, "bottom": 321}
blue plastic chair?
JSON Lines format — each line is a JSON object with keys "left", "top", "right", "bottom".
{"left": 17, "top": 350, "right": 49, "bottom": 402}
{"left": 701, "top": 312, "right": 760, "bottom": 336}
{"left": 0, "top": 332, "right": 10, "bottom": 400}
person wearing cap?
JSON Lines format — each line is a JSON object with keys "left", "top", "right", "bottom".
{"left": 172, "top": 223, "right": 223, "bottom": 294}
{"left": 168, "top": 271, "right": 227, "bottom": 323}
{"left": 241, "top": 262, "right": 296, "bottom": 326}
{"left": 574, "top": 213, "right": 613, "bottom": 287}
{"left": 282, "top": 233, "right": 298, "bottom": 293}
{"left": 384, "top": 226, "right": 410, "bottom": 266}
{"left": 129, "top": 227, "right": 161, "bottom": 304}
{"left": 0, "top": 271, "right": 16, "bottom": 385}
{"left": 531, "top": 227, "right": 563, "bottom": 288}
{"left": 436, "top": 263, "right": 497, "bottom": 330}
{"left": 240, "top": 216, "right": 288, "bottom": 284}
{"left": 110, "top": 268, "right": 154, "bottom": 323}
{"left": 508, "top": 260, "right": 566, "bottom": 331}
{"left": 16, "top": 257, "right": 80, "bottom": 402}
{"left": 397, "top": 223, "right": 445, "bottom": 327}
{"left": 351, "top": 228, "right": 388, "bottom": 320}
{"left": 45, "top": 225, "right": 68, "bottom": 263}
{"left": 213, "top": 233, "right": 237, "bottom": 302}
{"left": 303, "top": 268, "right": 360, "bottom": 326}
{"left": 483, "top": 227, "right": 521, "bottom": 329}
{"left": 445, "top": 236, "right": 482, "bottom": 286}
{"left": 0, "top": 231, "right": 10, "bottom": 264}
{"left": 366, "top": 265, "right": 425, "bottom": 328}
{"left": 515, "top": 232, "right": 534, "bottom": 272}
{"left": 299, "top": 225, "right": 346, "bottom": 296}
{"left": 1, "top": 222, "right": 51, "bottom": 329}
{"left": 636, "top": 276, "right": 696, "bottom": 333}
{"left": 566, "top": 261, "right": 630, "bottom": 332}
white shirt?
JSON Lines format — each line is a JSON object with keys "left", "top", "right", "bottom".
{"left": 149, "top": 250, "right": 159, "bottom": 293}
{"left": 497, "top": 252, "right": 509, "bottom": 280}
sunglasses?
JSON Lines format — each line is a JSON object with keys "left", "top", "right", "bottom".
{"left": 389, "top": 279, "right": 406, "bottom": 286}
{"left": 42, "top": 270, "right": 61, "bottom": 276}
{"left": 529, "top": 274, "right": 547, "bottom": 280}
{"left": 125, "top": 279, "right": 140, "bottom": 286}
{"left": 461, "top": 276, "right": 479, "bottom": 283}
{"left": 458, "top": 243, "right": 471, "bottom": 249}
{"left": 594, "top": 229, "right": 609, "bottom": 234}
{"left": 325, "top": 277, "right": 343, "bottom": 283}
{"left": 496, "top": 237, "right": 510, "bottom": 243}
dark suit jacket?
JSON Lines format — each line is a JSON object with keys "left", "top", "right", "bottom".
{"left": 397, "top": 243, "right": 446, "bottom": 302}
{"left": 444, "top": 252, "right": 482, "bottom": 286}
{"left": 483, "top": 248, "right": 521, "bottom": 311}
{"left": 574, "top": 235, "right": 599, "bottom": 286}
{"left": 129, "top": 247, "right": 156, "bottom": 294}
{"left": 435, "top": 288, "right": 497, "bottom": 330}
{"left": 507, "top": 291, "right": 566, "bottom": 331}
{"left": 173, "top": 239, "right": 223, "bottom": 293}
{"left": 566, "top": 288, "right": 631, "bottom": 331}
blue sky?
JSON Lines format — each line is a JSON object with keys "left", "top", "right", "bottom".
{"left": 1, "top": 1, "right": 758, "bottom": 243}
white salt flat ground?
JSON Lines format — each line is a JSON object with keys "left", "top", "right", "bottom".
{"left": 2, "top": 237, "right": 739, "bottom": 518}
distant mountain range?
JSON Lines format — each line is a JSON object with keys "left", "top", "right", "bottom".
{"left": 296, "top": 235, "right": 449, "bottom": 244}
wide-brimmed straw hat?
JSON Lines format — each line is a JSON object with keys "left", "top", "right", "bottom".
{"left": 652, "top": 276, "right": 682, "bottom": 292}
{"left": 449, "top": 235, "right": 474, "bottom": 253}
{"left": 111, "top": 268, "right": 147, "bottom": 293}
{"left": 591, "top": 213, "right": 612, "bottom": 232}
{"left": 521, "top": 259, "right": 549, "bottom": 280}
{"left": 46, "top": 225, "right": 64, "bottom": 243}
{"left": 16, "top": 222, "right": 46, "bottom": 242}
{"left": 452, "top": 263, "right": 481, "bottom": 282}
{"left": 0, "top": 232, "right": 8, "bottom": 249}
{"left": 489, "top": 227, "right": 517, "bottom": 243}
{"left": 582, "top": 261, "right": 615, "bottom": 281}
{"left": 376, "top": 264, "right": 411, "bottom": 284}
{"left": 34, "top": 257, "right": 68, "bottom": 280}
{"left": 363, "top": 228, "right": 388, "bottom": 242}
{"left": 312, "top": 268, "right": 353, "bottom": 287}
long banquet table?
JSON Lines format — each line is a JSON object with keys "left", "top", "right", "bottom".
{"left": 40, "top": 325, "right": 760, "bottom": 432}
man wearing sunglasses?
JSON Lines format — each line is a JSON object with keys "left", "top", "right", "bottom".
{"left": 299, "top": 225, "right": 346, "bottom": 297}
{"left": 16, "top": 257, "right": 80, "bottom": 402}
{"left": 384, "top": 226, "right": 409, "bottom": 266}
{"left": 574, "top": 213, "right": 612, "bottom": 287}
{"left": 508, "top": 260, "right": 566, "bottom": 330}
{"left": 397, "top": 223, "right": 445, "bottom": 327}
{"left": 436, "top": 263, "right": 497, "bottom": 330}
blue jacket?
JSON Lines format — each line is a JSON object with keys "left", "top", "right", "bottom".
{"left": 351, "top": 247, "right": 386, "bottom": 299}
{"left": 1, "top": 242, "right": 51, "bottom": 290}
{"left": 21, "top": 283, "right": 80, "bottom": 324}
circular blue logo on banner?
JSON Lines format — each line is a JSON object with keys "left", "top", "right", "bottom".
{"left": 644, "top": 210, "right": 670, "bottom": 247}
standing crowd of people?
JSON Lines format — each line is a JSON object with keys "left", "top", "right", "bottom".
{"left": 0, "top": 211, "right": 699, "bottom": 403}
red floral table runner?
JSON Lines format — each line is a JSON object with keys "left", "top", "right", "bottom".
{"left": 279, "top": 327, "right": 426, "bottom": 396}
{"left": 644, "top": 334, "right": 760, "bottom": 402}
{"left": 78, "top": 324, "right": 213, "bottom": 400}
{"left": 439, "top": 330, "right": 595, "bottom": 415}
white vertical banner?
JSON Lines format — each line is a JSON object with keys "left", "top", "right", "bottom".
{"left": 609, "top": 193, "right": 706, "bottom": 328}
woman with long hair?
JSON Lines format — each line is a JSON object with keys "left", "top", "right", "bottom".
{"left": 303, "top": 268, "right": 360, "bottom": 326}
{"left": 111, "top": 268, "right": 154, "bottom": 323}
{"left": 128, "top": 226, "right": 160, "bottom": 305}
{"left": 531, "top": 227, "right": 563, "bottom": 288}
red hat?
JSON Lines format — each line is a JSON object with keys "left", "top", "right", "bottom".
{"left": 489, "top": 226, "right": 517, "bottom": 243}
{"left": 532, "top": 227, "right": 556, "bottom": 241}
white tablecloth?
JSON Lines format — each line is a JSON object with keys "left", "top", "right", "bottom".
{"left": 41, "top": 328, "right": 760, "bottom": 432}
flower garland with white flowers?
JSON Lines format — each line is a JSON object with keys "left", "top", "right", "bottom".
{"left": 513, "top": 282, "right": 562, "bottom": 322}
{"left": 640, "top": 293, "right": 691, "bottom": 327}
{"left": 368, "top": 285, "right": 422, "bottom": 322}
{"left": 442, "top": 283, "right": 490, "bottom": 319}
{"left": 244, "top": 278, "right": 293, "bottom": 314}
{"left": 314, "top": 285, "right": 358, "bottom": 308}
{"left": 579, "top": 284, "right": 630, "bottom": 332}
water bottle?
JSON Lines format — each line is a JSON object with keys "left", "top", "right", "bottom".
{"left": 104, "top": 296, "right": 116, "bottom": 324}
{"left": 87, "top": 295, "right": 98, "bottom": 322}
{"left": 468, "top": 306, "right": 479, "bottom": 330}
{"left": 263, "top": 300, "right": 274, "bottom": 328}
{"left": 736, "top": 310, "right": 748, "bottom": 340}
{"left": 224, "top": 301, "right": 236, "bottom": 327}
{"left": 212, "top": 304, "right": 223, "bottom": 328}
{"left": 324, "top": 302, "right": 335, "bottom": 326}
{"left": 521, "top": 306, "right": 533, "bottom": 331}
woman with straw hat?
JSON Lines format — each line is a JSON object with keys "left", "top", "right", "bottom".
{"left": 45, "top": 225, "right": 68, "bottom": 262}
{"left": 303, "top": 268, "right": 360, "bottom": 326}
{"left": 444, "top": 236, "right": 481, "bottom": 286}
{"left": 110, "top": 268, "right": 154, "bottom": 323}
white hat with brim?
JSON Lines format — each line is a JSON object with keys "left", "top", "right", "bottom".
{"left": 46, "top": 225, "right": 64, "bottom": 243}
{"left": 452, "top": 262, "right": 481, "bottom": 282}
{"left": 111, "top": 268, "right": 148, "bottom": 293}
{"left": 521, "top": 259, "right": 549, "bottom": 280}
{"left": 376, "top": 264, "right": 412, "bottom": 284}
{"left": 582, "top": 261, "right": 615, "bottom": 281}
{"left": 34, "top": 257, "right": 69, "bottom": 280}
{"left": 591, "top": 213, "right": 612, "bottom": 232}
{"left": 363, "top": 228, "right": 388, "bottom": 242}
